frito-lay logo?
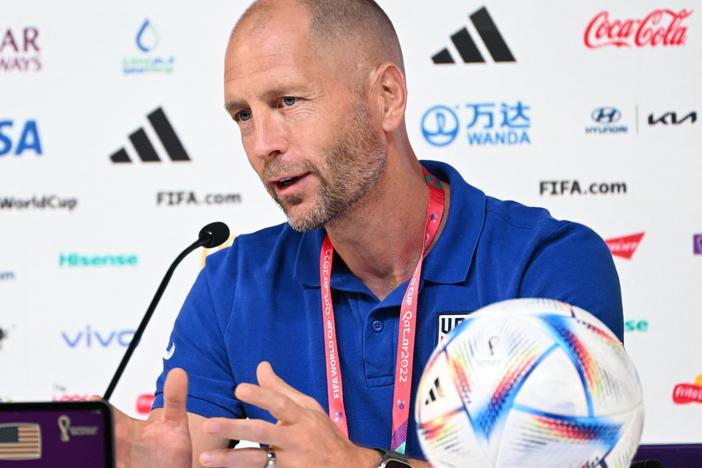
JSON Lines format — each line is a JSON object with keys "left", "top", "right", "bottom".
{"left": 605, "top": 232, "right": 644, "bottom": 259}
{"left": 672, "top": 375, "right": 702, "bottom": 404}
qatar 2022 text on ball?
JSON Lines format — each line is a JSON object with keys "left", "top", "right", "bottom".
{"left": 415, "top": 298, "right": 644, "bottom": 468}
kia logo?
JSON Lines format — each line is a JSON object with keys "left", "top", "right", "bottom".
{"left": 421, "top": 105, "right": 459, "bottom": 146}
{"left": 591, "top": 107, "right": 621, "bottom": 124}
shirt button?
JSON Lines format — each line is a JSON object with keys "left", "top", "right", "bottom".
{"left": 371, "top": 320, "right": 384, "bottom": 332}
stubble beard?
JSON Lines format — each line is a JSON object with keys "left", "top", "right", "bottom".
{"left": 268, "top": 102, "right": 387, "bottom": 232}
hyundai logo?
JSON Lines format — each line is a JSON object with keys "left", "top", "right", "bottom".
{"left": 421, "top": 105, "right": 459, "bottom": 146}
{"left": 591, "top": 107, "right": 621, "bottom": 124}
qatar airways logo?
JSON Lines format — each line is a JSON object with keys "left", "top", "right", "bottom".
{"left": 605, "top": 232, "right": 644, "bottom": 260}
{"left": 584, "top": 9, "right": 693, "bottom": 49}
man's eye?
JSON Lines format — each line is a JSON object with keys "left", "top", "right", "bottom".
{"left": 236, "top": 109, "right": 252, "bottom": 122}
{"left": 281, "top": 96, "right": 297, "bottom": 107}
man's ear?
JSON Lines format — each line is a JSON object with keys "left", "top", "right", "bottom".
{"left": 372, "top": 62, "right": 407, "bottom": 133}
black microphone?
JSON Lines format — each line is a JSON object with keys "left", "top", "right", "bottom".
{"left": 199, "top": 221, "right": 230, "bottom": 248}
{"left": 103, "top": 221, "right": 230, "bottom": 401}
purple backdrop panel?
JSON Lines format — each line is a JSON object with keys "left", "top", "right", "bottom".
{"left": 634, "top": 444, "right": 702, "bottom": 467}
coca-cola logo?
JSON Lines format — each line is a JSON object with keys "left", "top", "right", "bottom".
{"left": 585, "top": 9, "right": 693, "bottom": 48}
{"left": 605, "top": 232, "right": 645, "bottom": 260}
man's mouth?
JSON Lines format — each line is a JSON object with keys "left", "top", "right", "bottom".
{"left": 278, "top": 176, "right": 301, "bottom": 187}
{"left": 273, "top": 173, "right": 310, "bottom": 192}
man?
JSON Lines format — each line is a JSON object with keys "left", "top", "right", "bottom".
{"left": 110, "top": 0, "right": 623, "bottom": 466}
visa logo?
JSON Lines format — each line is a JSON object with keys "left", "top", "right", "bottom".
{"left": 61, "top": 326, "right": 134, "bottom": 348}
{"left": 0, "top": 120, "right": 42, "bottom": 156}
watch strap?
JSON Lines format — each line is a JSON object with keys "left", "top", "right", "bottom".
{"left": 373, "top": 448, "right": 412, "bottom": 467}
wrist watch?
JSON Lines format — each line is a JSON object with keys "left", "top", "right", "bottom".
{"left": 373, "top": 448, "right": 412, "bottom": 467}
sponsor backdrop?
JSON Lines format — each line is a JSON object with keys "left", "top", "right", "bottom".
{"left": 1, "top": 0, "right": 700, "bottom": 446}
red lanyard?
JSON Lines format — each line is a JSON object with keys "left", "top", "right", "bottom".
{"left": 319, "top": 169, "right": 445, "bottom": 454}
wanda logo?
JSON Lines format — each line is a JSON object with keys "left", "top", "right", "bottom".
{"left": 585, "top": 9, "right": 693, "bottom": 48}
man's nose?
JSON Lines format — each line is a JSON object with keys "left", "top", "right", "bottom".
{"left": 251, "top": 111, "right": 287, "bottom": 161}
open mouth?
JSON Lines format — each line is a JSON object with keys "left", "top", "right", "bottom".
{"left": 278, "top": 176, "right": 301, "bottom": 188}
{"left": 275, "top": 173, "right": 308, "bottom": 190}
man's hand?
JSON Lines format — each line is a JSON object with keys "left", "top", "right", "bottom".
{"left": 102, "top": 368, "right": 193, "bottom": 468}
{"left": 199, "top": 361, "right": 381, "bottom": 468}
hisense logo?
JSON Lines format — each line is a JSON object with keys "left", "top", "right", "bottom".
{"left": 58, "top": 253, "right": 138, "bottom": 267}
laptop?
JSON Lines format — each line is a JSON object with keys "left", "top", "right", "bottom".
{"left": 0, "top": 401, "right": 114, "bottom": 468}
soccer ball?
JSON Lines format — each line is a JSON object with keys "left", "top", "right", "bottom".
{"left": 415, "top": 298, "right": 644, "bottom": 468}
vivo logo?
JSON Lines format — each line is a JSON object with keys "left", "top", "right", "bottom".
{"left": 61, "top": 326, "right": 134, "bottom": 348}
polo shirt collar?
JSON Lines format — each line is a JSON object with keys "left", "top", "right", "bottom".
{"left": 420, "top": 160, "right": 485, "bottom": 284}
{"left": 293, "top": 160, "right": 485, "bottom": 288}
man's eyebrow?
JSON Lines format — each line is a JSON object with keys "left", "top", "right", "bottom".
{"left": 225, "top": 98, "right": 244, "bottom": 114}
{"left": 225, "top": 84, "right": 313, "bottom": 113}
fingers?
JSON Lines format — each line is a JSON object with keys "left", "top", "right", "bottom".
{"left": 200, "top": 447, "right": 267, "bottom": 468}
{"left": 163, "top": 368, "right": 189, "bottom": 423}
{"left": 203, "top": 417, "right": 280, "bottom": 446}
{"left": 236, "top": 383, "right": 306, "bottom": 424}
{"left": 256, "top": 361, "right": 323, "bottom": 411}
{"left": 234, "top": 361, "right": 323, "bottom": 424}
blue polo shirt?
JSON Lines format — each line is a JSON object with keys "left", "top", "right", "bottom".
{"left": 153, "top": 160, "right": 623, "bottom": 459}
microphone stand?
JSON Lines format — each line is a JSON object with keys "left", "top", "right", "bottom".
{"left": 103, "top": 238, "right": 204, "bottom": 401}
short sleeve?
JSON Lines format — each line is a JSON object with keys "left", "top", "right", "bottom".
{"left": 519, "top": 221, "right": 624, "bottom": 342}
{"left": 152, "top": 250, "right": 245, "bottom": 419}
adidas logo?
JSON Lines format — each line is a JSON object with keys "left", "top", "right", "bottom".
{"left": 432, "top": 7, "right": 515, "bottom": 64}
{"left": 110, "top": 107, "right": 190, "bottom": 163}
{"left": 424, "top": 377, "right": 446, "bottom": 406}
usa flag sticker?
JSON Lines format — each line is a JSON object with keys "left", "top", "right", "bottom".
{"left": 0, "top": 423, "right": 42, "bottom": 461}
